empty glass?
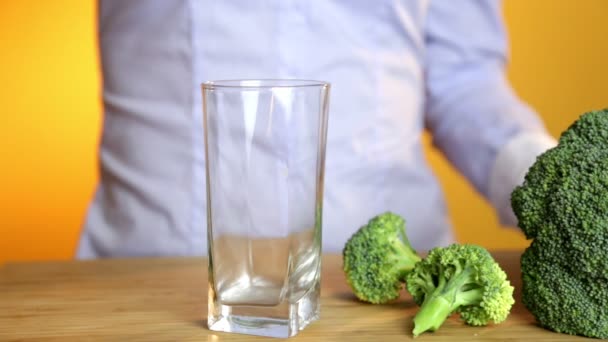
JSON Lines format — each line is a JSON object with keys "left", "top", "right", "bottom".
{"left": 203, "top": 79, "right": 330, "bottom": 338}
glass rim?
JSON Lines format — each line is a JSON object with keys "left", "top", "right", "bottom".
{"left": 202, "top": 79, "right": 330, "bottom": 89}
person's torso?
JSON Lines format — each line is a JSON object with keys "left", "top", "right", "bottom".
{"left": 81, "top": 0, "right": 454, "bottom": 258}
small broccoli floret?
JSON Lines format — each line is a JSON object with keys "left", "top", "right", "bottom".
{"left": 342, "top": 212, "right": 421, "bottom": 304}
{"left": 406, "top": 244, "right": 514, "bottom": 337}
{"left": 511, "top": 108, "right": 608, "bottom": 338}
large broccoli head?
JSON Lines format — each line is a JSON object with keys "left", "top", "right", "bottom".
{"left": 559, "top": 109, "right": 608, "bottom": 147}
{"left": 511, "top": 108, "right": 608, "bottom": 338}
{"left": 521, "top": 242, "right": 608, "bottom": 338}
{"left": 342, "top": 212, "right": 421, "bottom": 304}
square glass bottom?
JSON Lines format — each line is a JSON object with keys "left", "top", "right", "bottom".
{"left": 207, "top": 282, "right": 320, "bottom": 338}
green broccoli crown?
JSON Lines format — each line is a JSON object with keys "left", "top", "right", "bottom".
{"left": 521, "top": 242, "right": 608, "bottom": 339}
{"left": 559, "top": 108, "right": 608, "bottom": 147}
{"left": 511, "top": 108, "right": 608, "bottom": 338}
{"left": 342, "top": 212, "right": 421, "bottom": 304}
{"left": 406, "top": 244, "right": 514, "bottom": 337}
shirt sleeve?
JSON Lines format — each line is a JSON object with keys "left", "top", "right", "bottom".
{"left": 423, "top": 0, "right": 557, "bottom": 226}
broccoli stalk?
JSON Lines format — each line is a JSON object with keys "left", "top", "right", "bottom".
{"left": 342, "top": 212, "right": 421, "bottom": 304}
{"left": 411, "top": 267, "right": 480, "bottom": 336}
{"left": 406, "top": 244, "right": 514, "bottom": 337}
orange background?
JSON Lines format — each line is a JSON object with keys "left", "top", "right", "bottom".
{"left": 1, "top": 1, "right": 608, "bottom": 264}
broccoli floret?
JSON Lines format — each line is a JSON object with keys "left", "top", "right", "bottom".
{"left": 558, "top": 108, "right": 608, "bottom": 147}
{"left": 511, "top": 108, "right": 608, "bottom": 338}
{"left": 521, "top": 242, "right": 608, "bottom": 339}
{"left": 342, "top": 212, "right": 421, "bottom": 304}
{"left": 406, "top": 244, "right": 514, "bottom": 337}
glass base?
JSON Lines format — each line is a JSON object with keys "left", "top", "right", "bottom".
{"left": 207, "top": 284, "right": 320, "bottom": 338}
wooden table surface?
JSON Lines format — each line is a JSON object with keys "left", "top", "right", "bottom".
{"left": 0, "top": 252, "right": 590, "bottom": 341}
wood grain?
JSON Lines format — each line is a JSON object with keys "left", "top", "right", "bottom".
{"left": 0, "top": 252, "right": 590, "bottom": 341}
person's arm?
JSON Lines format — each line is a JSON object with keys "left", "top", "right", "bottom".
{"left": 424, "top": 0, "right": 556, "bottom": 227}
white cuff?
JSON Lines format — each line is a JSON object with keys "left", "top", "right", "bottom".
{"left": 488, "top": 131, "right": 558, "bottom": 227}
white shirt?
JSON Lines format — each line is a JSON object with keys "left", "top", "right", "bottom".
{"left": 77, "top": 0, "right": 556, "bottom": 258}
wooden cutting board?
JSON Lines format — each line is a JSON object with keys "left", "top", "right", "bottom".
{"left": 0, "top": 252, "right": 589, "bottom": 341}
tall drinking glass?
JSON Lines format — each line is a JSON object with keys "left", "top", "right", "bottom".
{"left": 203, "top": 79, "right": 330, "bottom": 338}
